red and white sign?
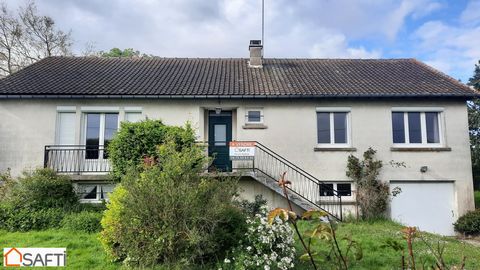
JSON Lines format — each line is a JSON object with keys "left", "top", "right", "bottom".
{"left": 229, "top": 142, "right": 256, "bottom": 160}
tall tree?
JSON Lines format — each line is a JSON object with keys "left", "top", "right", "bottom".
{"left": 19, "top": 1, "right": 72, "bottom": 61}
{"left": 100, "top": 47, "right": 152, "bottom": 58}
{"left": 0, "top": 3, "right": 23, "bottom": 75}
{"left": 0, "top": 0, "right": 72, "bottom": 77}
{"left": 467, "top": 60, "right": 480, "bottom": 189}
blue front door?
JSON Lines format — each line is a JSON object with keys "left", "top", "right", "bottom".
{"left": 208, "top": 110, "right": 232, "bottom": 172}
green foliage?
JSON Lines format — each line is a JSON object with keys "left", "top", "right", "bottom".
{"left": 100, "top": 47, "right": 151, "bottom": 58}
{"left": 234, "top": 194, "right": 267, "bottom": 217}
{"left": 382, "top": 226, "right": 467, "bottom": 270}
{"left": 221, "top": 206, "right": 296, "bottom": 270}
{"left": 107, "top": 119, "right": 196, "bottom": 179}
{"left": 346, "top": 148, "right": 390, "bottom": 220}
{"left": 69, "top": 202, "right": 106, "bottom": 213}
{"left": 101, "top": 140, "right": 244, "bottom": 267}
{"left": 475, "top": 191, "right": 480, "bottom": 209}
{"left": 454, "top": 209, "right": 480, "bottom": 235}
{"left": 0, "top": 205, "right": 64, "bottom": 232}
{"left": 0, "top": 168, "right": 86, "bottom": 232}
{"left": 3, "top": 168, "right": 78, "bottom": 210}
{"left": 0, "top": 230, "right": 120, "bottom": 269}
{"left": 300, "top": 210, "right": 362, "bottom": 270}
{"left": 99, "top": 184, "right": 128, "bottom": 262}
{"left": 62, "top": 211, "right": 103, "bottom": 233}
{"left": 295, "top": 220, "right": 480, "bottom": 270}
{"left": 468, "top": 61, "right": 480, "bottom": 188}
{"left": 468, "top": 60, "right": 480, "bottom": 90}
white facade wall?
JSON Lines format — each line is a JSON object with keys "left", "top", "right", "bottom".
{"left": 0, "top": 98, "right": 475, "bottom": 218}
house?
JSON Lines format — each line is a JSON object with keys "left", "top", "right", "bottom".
{"left": 3, "top": 247, "right": 22, "bottom": 267}
{"left": 0, "top": 41, "right": 477, "bottom": 235}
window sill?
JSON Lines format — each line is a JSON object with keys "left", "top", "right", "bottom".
{"left": 390, "top": 147, "right": 452, "bottom": 152}
{"left": 242, "top": 124, "right": 268, "bottom": 129}
{"left": 314, "top": 147, "right": 357, "bottom": 152}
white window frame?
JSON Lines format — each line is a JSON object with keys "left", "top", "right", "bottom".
{"left": 316, "top": 107, "right": 351, "bottom": 148}
{"left": 55, "top": 109, "right": 77, "bottom": 145}
{"left": 245, "top": 108, "right": 264, "bottom": 124}
{"left": 77, "top": 183, "right": 115, "bottom": 203}
{"left": 391, "top": 107, "right": 444, "bottom": 148}
{"left": 319, "top": 182, "right": 354, "bottom": 200}
{"left": 82, "top": 111, "right": 120, "bottom": 147}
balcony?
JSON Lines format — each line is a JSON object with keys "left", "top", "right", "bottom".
{"left": 44, "top": 145, "right": 111, "bottom": 174}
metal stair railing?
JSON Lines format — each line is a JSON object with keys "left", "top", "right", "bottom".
{"left": 234, "top": 141, "right": 343, "bottom": 221}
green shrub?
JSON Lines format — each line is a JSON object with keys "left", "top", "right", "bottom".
{"left": 475, "top": 191, "right": 480, "bottom": 209}
{"left": 2, "top": 207, "right": 64, "bottom": 231}
{"left": 100, "top": 185, "right": 128, "bottom": 261}
{"left": 107, "top": 119, "right": 196, "bottom": 179}
{"left": 5, "top": 168, "right": 78, "bottom": 210}
{"left": 454, "top": 209, "right": 480, "bottom": 235}
{"left": 346, "top": 148, "right": 393, "bottom": 220}
{"left": 100, "top": 140, "right": 245, "bottom": 267}
{"left": 69, "top": 202, "right": 106, "bottom": 213}
{"left": 62, "top": 211, "right": 102, "bottom": 233}
{"left": 234, "top": 194, "right": 267, "bottom": 217}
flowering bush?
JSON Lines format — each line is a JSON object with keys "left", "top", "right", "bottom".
{"left": 221, "top": 206, "right": 296, "bottom": 270}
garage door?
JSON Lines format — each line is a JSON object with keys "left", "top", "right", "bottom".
{"left": 390, "top": 181, "right": 455, "bottom": 236}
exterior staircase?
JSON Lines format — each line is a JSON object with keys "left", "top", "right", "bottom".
{"left": 235, "top": 141, "right": 343, "bottom": 221}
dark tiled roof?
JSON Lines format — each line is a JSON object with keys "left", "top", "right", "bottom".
{"left": 0, "top": 57, "right": 476, "bottom": 98}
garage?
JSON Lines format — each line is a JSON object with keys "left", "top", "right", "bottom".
{"left": 390, "top": 181, "right": 456, "bottom": 236}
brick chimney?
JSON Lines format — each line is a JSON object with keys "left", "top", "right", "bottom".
{"left": 248, "top": 40, "right": 263, "bottom": 68}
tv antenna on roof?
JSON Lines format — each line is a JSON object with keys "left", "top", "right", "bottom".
{"left": 262, "top": 0, "right": 265, "bottom": 57}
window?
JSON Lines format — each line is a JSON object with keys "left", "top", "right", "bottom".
{"left": 125, "top": 112, "right": 143, "bottom": 123}
{"left": 319, "top": 182, "right": 352, "bottom": 197}
{"left": 56, "top": 112, "right": 76, "bottom": 145}
{"left": 316, "top": 110, "right": 350, "bottom": 146}
{"left": 245, "top": 109, "right": 263, "bottom": 124}
{"left": 392, "top": 111, "right": 441, "bottom": 145}
{"left": 85, "top": 113, "right": 119, "bottom": 159}
{"left": 319, "top": 183, "right": 334, "bottom": 196}
{"left": 78, "top": 184, "right": 115, "bottom": 202}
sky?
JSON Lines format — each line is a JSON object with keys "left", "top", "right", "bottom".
{"left": 8, "top": 0, "right": 480, "bottom": 82}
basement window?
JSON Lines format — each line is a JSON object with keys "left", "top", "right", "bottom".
{"left": 78, "top": 184, "right": 115, "bottom": 202}
{"left": 319, "top": 182, "right": 352, "bottom": 197}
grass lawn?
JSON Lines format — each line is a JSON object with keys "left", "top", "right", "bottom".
{"left": 1, "top": 221, "right": 479, "bottom": 269}
{"left": 0, "top": 230, "right": 119, "bottom": 269}
{"left": 475, "top": 190, "right": 480, "bottom": 208}
{"left": 295, "top": 220, "right": 480, "bottom": 270}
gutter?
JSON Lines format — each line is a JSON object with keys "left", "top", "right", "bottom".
{"left": 0, "top": 93, "right": 478, "bottom": 99}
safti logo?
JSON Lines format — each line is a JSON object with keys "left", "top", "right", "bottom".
{"left": 3, "top": 248, "right": 66, "bottom": 267}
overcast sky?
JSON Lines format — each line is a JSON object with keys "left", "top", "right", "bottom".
{"left": 8, "top": 0, "right": 480, "bottom": 82}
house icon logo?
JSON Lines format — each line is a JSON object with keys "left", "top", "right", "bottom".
{"left": 3, "top": 247, "right": 22, "bottom": 267}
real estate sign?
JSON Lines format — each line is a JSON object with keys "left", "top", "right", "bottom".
{"left": 229, "top": 141, "right": 256, "bottom": 160}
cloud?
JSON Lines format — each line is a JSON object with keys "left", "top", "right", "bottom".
{"left": 412, "top": 17, "right": 480, "bottom": 81}
{"left": 22, "top": 0, "right": 439, "bottom": 59}
{"left": 460, "top": 0, "right": 480, "bottom": 26}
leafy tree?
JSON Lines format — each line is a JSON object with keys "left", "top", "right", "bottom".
{"left": 346, "top": 148, "right": 391, "bottom": 220}
{"left": 100, "top": 47, "right": 151, "bottom": 58}
{"left": 107, "top": 119, "right": 196, "bottom": 179}
{"left": 0, "top": 0, "right": 72, "bottom": 76}
{"left": 100, "top": 140, "right": 245, "bottom": 267}
{"left": 468, "top": 60, "right": 480, "bottom": 189}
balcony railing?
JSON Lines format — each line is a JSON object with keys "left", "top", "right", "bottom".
{"left": 44, "top": 145, "right": 111, "bottom": 174}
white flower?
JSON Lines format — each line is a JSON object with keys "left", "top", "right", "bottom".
{"left": 224, "top": 258, "right": 231, "bottom": 264}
